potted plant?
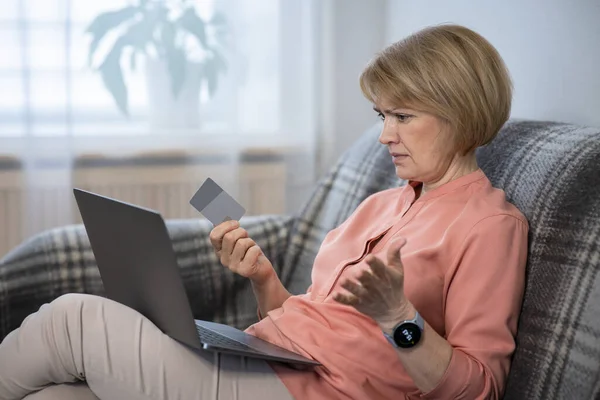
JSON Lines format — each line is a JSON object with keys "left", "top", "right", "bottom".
{"left": 86, "top": 0, "right": 228, "bottom": 129}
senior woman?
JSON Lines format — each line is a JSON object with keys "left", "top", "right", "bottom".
{"left": 0, "top": 24, "right": 527, "bottom": 400}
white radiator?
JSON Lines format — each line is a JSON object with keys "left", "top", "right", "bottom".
{"left": 0, "top": 151, "right": 287, "bottom": 258}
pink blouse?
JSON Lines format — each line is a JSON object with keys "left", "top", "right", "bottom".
{"left": 246, "top": 169, "right": 529, "bottom": 399}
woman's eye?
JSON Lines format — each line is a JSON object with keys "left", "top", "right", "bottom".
{"left": 377, "top": 112, "right": 385, "bottom": 121}
{"left": 396, "top": 114, "right": 411, "bottom": 122}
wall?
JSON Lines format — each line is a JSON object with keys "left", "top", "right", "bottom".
{"left": 386, "top": 0, "right": 600, "bottom": 128}
{"left": 316, "top": 0, "right": 387, "bottom": 176}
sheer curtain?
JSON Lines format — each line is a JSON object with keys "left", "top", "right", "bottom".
{"left": 0, "top": 0, "right": 319, "bottom": 257}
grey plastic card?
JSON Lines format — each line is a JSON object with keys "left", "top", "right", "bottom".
{"left": 189, "top": 178, "right": 246, "bottom": 226}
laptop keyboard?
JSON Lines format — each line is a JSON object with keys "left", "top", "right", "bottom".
{"left": 196, "top": 325, "right": 259, "bottom": 353}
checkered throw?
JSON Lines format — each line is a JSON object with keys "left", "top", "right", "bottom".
{"left": 1, "top": 119, "right": 599, "bottom": 399}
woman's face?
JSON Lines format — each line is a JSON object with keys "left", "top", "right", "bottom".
{"left": 374, "top": 99, "right": 457, "bottom": 184}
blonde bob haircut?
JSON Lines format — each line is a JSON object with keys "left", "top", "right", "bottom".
{"left": 360, "top": 24, "right": 512, "bottom": 155}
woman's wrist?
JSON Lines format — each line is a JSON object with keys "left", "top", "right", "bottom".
{"left": 378, "top": 301, "right": 417, "bottom": 335}
{"left": 251, "top": 268, "right": 291, "bottom": 317}
{"left": 250, "top": 266, "right": 278, "bottom": 288}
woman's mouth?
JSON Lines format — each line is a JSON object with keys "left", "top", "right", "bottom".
{"left": 390, "top": 153, "right": 409, "bottom": 163}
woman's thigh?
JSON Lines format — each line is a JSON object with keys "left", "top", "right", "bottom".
{"left": 71, "top": 295, "right": 292, "bottom": 399}
{"left": 22, "top": 361, "right": 294, "bottom": 400}
{"left": 22, "top": 358, "right": 293, "bottom": 400}
{"left": 218, "top": 355, "right": 294, "bottom": 400}
{"left": 1, "top": 294, "right": 293, "bottom": 400}
{"left": 23, "top": 383, "right": 99, "bottom": 400}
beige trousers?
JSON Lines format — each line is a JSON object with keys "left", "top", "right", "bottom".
{"left": 0, "top": 293, "right": 295, "bottom": 400}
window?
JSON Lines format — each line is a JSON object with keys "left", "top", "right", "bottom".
{"left": 0, "top": 0, "right": 317, "bottom": 144}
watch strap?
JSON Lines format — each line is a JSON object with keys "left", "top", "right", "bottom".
{"left": 412, "top": 311, "right": 424, "bottom": 330}
{"left": 383, "top": 331, "right": 396, "bottom": 346}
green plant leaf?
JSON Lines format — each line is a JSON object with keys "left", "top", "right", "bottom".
{"left": 167, "top": 48, "right": 186, "bottom": 99}
{"left": 210, "top": 12, "right": 227, "bottom": 27}
{"left": 99, "top": 39, "right": 128, "bottom": 115}
{"left": 86, "top": 6, "right": 138, "bottom": 66}
{"left": 120, "top": 14, "right": 157, "bottom": 51}
{"left": 211, "top": 48, "right": 227, "bottom": 73}
{"left": 202, "top": 48, "right": 228, "bottom": 98}
{"left": 130, "top": 50, "right": 137, "bottom": 71}
{"left": 210, "top": 12, "right": 229, "bottom": 48}
{"left": 204, "top": 58, "right": 218, "bottom": 98}
{"left": 160, "top": 21, "right": 186, "bottom": 99}
{"left": 106, "top": 14, "right": 158, "bottom": 77}
{"left": 136, "top": 4, "right": 166, "bottom": 47}
{"left": 176, "top": 7, "right": 207, "bottom": 48}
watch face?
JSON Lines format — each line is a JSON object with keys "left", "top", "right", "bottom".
{"left": 393, "top": 322, "right": 422, "bottom": 348}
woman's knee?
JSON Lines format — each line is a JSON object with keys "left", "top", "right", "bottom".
{"left": 46, "top": 293, "right": 108, "bottom": 322}
{"left": 47, "top": 293, "right": 146, "bottom": 334}
{"left": 50, "top": 293, "right": 101, "bottom": 310}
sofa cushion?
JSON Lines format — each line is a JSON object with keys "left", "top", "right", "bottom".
{"left": 477, "top": 121, "right": 600, "bottom": 399}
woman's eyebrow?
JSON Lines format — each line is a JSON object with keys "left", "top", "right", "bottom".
{"left": 373, "top": 106, "right": 405, "bottom": 113}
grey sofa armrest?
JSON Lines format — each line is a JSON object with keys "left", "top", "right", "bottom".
{"left": 0, "top": 214, "right": 296, "bottom": 340}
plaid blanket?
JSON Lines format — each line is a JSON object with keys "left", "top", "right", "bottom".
{"left": 1, "top": 120, "right": 599, "bottom": 399}
{"left": 0, "top": 215, "right": 296, "bottom": 334}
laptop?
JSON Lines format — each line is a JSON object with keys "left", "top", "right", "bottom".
{"left": 73, "top": 188, "right": 320, "bottom": 367}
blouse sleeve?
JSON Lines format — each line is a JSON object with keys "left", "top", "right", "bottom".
{"left": 422, "top": 214, "right": 528, "bottom": 400}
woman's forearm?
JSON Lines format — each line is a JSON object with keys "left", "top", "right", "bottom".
{"left": 381, "top": 303, "right": 453, "bottom": 393}
{"left": 251, "top": 270, "right": 292, "bottom": 318}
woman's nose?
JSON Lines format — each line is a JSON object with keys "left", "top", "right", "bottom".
{"left": 378, "top": 123, "right": 399, "bottom": 145}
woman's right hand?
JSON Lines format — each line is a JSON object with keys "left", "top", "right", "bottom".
{"left": 209, "top": 220, "right": 275, "bottom": 285}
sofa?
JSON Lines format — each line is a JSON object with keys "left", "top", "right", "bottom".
{"left": 1, "top": 119, "right": 599, "bottom": 399}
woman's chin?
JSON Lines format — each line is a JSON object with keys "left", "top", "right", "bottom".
{"left": 394, "top": 165, "right": 414, "bottom": 180}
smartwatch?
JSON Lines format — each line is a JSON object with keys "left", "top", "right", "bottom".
{"left": 382, "top": 311, "right": 425, "bottom": 349}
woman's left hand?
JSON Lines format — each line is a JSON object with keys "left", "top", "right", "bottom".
{"left": 333, "top": 237, "right": 413, "bottom": 330}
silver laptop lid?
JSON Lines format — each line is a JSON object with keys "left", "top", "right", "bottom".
{"left": 73, "top": 188, "right": 201, "bottom": 348}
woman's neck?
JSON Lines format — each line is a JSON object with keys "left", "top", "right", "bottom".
{"left": 421, "top": 153, "right": 479, "bottom": 197}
